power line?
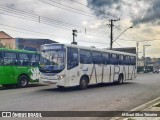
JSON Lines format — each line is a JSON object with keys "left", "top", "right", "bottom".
{"left": 68, "top": 0, "right": 117, "bottom": 19}
{"left": 1, "top": 12, "right": 109, "bottom": 38}
{"left": 115, "top": 41, "right": 122, "bottom": 48}
{"left": 0, "top": 24, "right": 71, "bottom": 39}
{"left": 39, "top": 0, "right": 101, "bottom": 19}
{"left": 115, "top": 25, "right": 143, "bottom": 42}
{"left": 0, "top": 24, "right": 110, "bottom": 46}
{"left": 0, "top": 5, "right": 110, "bottom": 37}
{"left": 40, "top": 0, "right": 113, "bottom": 19}
{"left": 115, "top": 26, "right": 140, "bottom": 42}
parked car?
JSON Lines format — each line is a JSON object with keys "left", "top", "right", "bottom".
{"left": 153, "top": 68, "right": 159, "bottom": 73}
{"left": 144, "top": 68, "right": 151, "bottom": 73}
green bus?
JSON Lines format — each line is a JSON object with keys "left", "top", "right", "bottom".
{"left": 0, "top": 48, "right": 40, "bottom": 88}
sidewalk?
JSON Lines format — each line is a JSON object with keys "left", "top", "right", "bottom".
{"left": 123, "top": 101, "right": 160, "bottom": 120}
{"left": 112, "top": 97, "right": 160, "bottom": 120}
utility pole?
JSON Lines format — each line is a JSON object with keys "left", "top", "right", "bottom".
{"left": 143, "top": 45, "right": 151, "bottom": 72}
{"left": 109, "top": 18, "right": 120, "bottom": 49}
{"left": 71, "top": 29, "right": 77, "bottom": 45}
{"left": 143, "top": 45, "right": 146, "bottom": 72}
{"left": 136, "top": 42, "right": 139, "bottom": 71}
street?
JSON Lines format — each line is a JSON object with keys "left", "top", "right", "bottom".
{"left": 0, "top": 73, "right": 160, "bottom": 119}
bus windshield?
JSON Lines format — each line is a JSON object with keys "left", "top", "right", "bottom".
{"left": 40, "top": 45, "right": 65, "bottom": 73}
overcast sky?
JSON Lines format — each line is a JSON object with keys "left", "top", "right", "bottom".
{"left": 0, "top": 0, "right": 160, "bottom": 58}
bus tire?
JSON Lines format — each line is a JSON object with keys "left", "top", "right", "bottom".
{"left": 2, "top": 84, "right": 14, "bottom": 89}
{"left": 17, "top": 75, "right": 29, "bottom": 88}
{"left": 117, "top": 74, "right": 124, "bottom": 84}
{"left": 79, "top": 76, "right": 88, "bottom": 90}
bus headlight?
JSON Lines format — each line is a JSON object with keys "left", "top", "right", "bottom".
{"left": 57, "top": 75, "right": 65, "bottom": 80}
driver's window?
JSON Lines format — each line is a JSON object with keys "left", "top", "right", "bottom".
{"left": 67, "top": 47, "right": 78, "bottom": 70}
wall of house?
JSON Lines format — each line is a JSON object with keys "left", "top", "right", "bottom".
{"left": 0, "top": 32, "right": 16, "bottom": 49}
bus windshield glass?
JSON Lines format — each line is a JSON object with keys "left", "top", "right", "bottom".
{"left": 40, "top": 45, "right": 65, "bottom": 73}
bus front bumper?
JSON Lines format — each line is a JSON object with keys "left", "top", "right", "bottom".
{"left": 39, "top": 75, "right": 65, "bottom": 86}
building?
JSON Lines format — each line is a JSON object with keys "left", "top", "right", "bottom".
{"left": 0, "top": 31, "right": 16, "bottom": 49}
{"left": 138, "top": 58, "right": 144, "bottom": 67}
{"left": 111, "top": 47, "right": 136, "bottom": 54}
{"left": 15, "top": 38, "right": 57, "bottom": 51}
{"left": 0, "top": 31, "right": 57, "bottom": 51}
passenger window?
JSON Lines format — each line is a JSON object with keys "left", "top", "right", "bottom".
{"left": 125, "top": 56, "right": 130, "bottom": 65}
{"left": 119, "top": 55, "right": 124, "bottom": 65}
{"left": 0, "top": 52, "right": 3, "bottom": 65}
{"left": 131, "top": 56, "right": 136, "bottom": 65}
{"left": 67, "top": 47, "right": 78, "bottom": 70}
{"left": 92, "top": 51, "right": 102, "bottom": 64}
{"left": 102, "top": 53, "right": 110, "bottom": 64}
{"left": 110, "top": 54, "right": 118, "bottom": 65}
{"left": 18, "top": 53, "right": 29, "bottom": 66}
{"left": 30, "top": 54, "right": 40, "bottom": 66}
{"left": 0, "top": 52, "right": 3, "bottom": 58}
{"left": 80, "top": 50, "right": 92, "bottom": 64}
{"left": 4, "top": 52, "right": 17, "bottom": 66}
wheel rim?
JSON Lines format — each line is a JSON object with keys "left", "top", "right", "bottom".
{"left": 81, "top": 79, "right": 87, "bottom": 89}
{"left": 82, "top": 80, "right": 86, "bottom": 86}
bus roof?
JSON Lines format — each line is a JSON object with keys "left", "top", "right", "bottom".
{"left": 0, "top": 47, "right": 39, "bottom": 54}
{"left": 42, "top": 43, "right": 136, "bottom": 56}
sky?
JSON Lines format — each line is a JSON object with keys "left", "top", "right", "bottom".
{"left": 0, "top": 0, "right": 160, "bottom": 58}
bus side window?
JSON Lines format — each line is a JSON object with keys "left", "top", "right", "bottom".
{"left": 3, "top": 52, "right": 17, "bottom": 66}
{"left": 80, "top": 50, "right": 92, "bottom": 64}
{"left": 67, "top": 47, "right": 78, "bottom": 70}
{"left": 134, "top": 57, "right": 136, "bottom": 65}
{"left": 124, "top": 56, "right": 128, "bottom": 65}
{"left": 40, "top": 55, "right": 45, "bottom": 65}
{"left": 92, "top": 51, "right": 102, "bottom": 64}
{"left": 30, "top": 54, "right": 40, "bottom": 66}
{"left": 102, "top": 52, "right": 110, "bottom": 65}
{"left": 18, "top": 53, "right": 29, "bottom": 66}
{"left": 128, "top": 56, "right": 131, "bottom": 65}
{"left": 111, "top": 54, "right": 117, "bottom": 65}
{"left": 125, "top": 56, "right": 127, "bottom": 65}
{"left": 119, "top": 55, "right": 124, "bottom": 65}
{"left": 0, "top": 51, "right": 3, "bottom": 65}
{"left": 131, "top": 56, "right": 136, "bottom": 65}
{"left": 125, "top": 56, "right": 131, "bottom": 65}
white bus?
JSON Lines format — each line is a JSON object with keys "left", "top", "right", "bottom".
{"left": 39, "top": 43, "right": 136, "bottom": 89}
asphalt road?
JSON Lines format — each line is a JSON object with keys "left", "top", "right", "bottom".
{"left": 0, "top": 73, "right": 160, "bottom": 119}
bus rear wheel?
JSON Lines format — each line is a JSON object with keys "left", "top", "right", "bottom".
{"left": 79, "top": 76, "right": 88, "bottom": 90}
{"left": 2, "top": 84, "right": 14, "bottom": 89}
{"left": 117, "top": 74, "right": 124, "bottom": 84}
{"left": 17, "top": 75, "right": 29, "bottom": 88}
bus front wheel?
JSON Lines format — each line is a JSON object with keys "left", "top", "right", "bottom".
{"left": 17, "top": 75, "right": 29, "bottom": 88}
{"left": 79, "top": 76, "right": 88, "bottom": 90}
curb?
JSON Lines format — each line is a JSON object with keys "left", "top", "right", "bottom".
{"left": 111, "top": 96, "right": 160, "bottom": 120}
{"left": 130, "top": 97, "right": 160, "bottom": 111}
